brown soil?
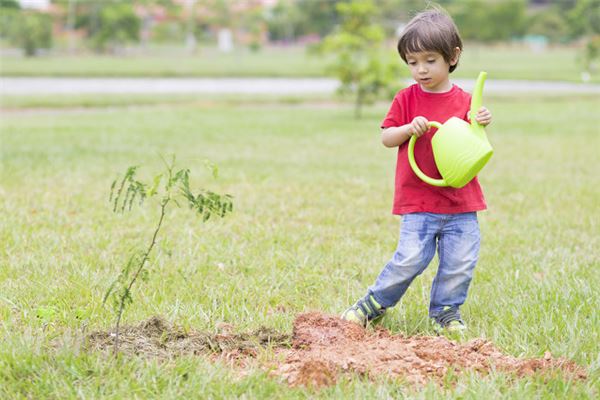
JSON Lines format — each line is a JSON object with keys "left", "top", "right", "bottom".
{"left": 87, "top": 313, "right": 587, "bottom": 388}
{"left": 86, "top": 316, "right": 291, "bottom": 361}
{"left": 272, "top": 312, "right": 587, "bottom": 388}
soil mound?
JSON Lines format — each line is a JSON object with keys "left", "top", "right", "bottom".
{"left": 273, "top": 312, "right": 587, "bottom": 387}
{"left": 86, "top": 313, "right": 586, "bottom": 388}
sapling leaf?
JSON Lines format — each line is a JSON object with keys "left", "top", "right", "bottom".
{"left": 103, "top": 280, "right": 118, "bottom": 306}
{"left": 140, "top": 268, "right": 150, "bottom": 282}
{"left": 148, "top": 174, "right": 162, "bottom": 197}
{"left": 120, "top": 185, "right": 132, "bottom": 213}
{"left": 205, "top": 160, "right": 219, "bottom": 179}
{"left": 109, "top": 180, "right": 117, "bottom": 203}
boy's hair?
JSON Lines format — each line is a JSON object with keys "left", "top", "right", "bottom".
{"left": 397, "top": 9, "right": 463, "bottom": 73}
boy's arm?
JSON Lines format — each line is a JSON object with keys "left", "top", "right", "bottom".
{"left": 381, "top": 116, "right": 429, "bottom": 148}
{"left": 381, "top": 125, "right": 413, "bottom": 148}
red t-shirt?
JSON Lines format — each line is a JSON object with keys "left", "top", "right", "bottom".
{"left": 381, "top": 83, "right": 487, "bottom": 215}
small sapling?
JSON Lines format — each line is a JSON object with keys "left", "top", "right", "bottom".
{"left": 104, "top": 156, "right": 233, "bottom": 353}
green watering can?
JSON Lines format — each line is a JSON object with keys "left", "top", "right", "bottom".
{"left": 408, "top": 72, "right": 493, "bottom": 188}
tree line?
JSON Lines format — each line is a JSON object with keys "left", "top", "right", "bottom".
{"left": 1, "top": 0, "right": 598, "bottom": 58}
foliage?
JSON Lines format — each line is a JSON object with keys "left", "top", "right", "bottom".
{"left": 150, "top": 20, "right": 185, "bottom": 43}
{"left": 104, "top": 157, "right": 233, "bottom": 352}
{"left": 526, "top": 7, "right": 569, "bottom": 43}
{"left": 3, "top": 10, "right": 53, "bottom": 57}
{"left": 265, "top": 0, "right": 304, "bottom": 42}
{"left": 266, "top": 0, "right": 348, "bottom": 41}
{"left": 319, "top": 0, "right": 400, "bottom": 119}
{"left": 295, "top": 0, "right": 347, "bottom": 38}
{"left": 566, "top": 0, "right": 600, "bottom": 72}
{"left": 448, "top": 0, "right": 527, "bottom": 42}
{"left": 72, "top": 2, "right": 141, "bottom": 53}
{"left": 566, "top": 0, "right": 600, "bottom": 37}
{"left": 581, "top": 35, "right": 600, "bottom": 74}
{"left": 239, "top": 7, "right": 265, "bottom": 52}
{"left": 0, "top": 0, "right": 18, "bottom": 9}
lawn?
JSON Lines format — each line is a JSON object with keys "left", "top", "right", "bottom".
{"left": 1, "top": 44, "right": 598, "bottom": 83}
{"left": 0, "top": 93, "right": 599, "bottom": 398}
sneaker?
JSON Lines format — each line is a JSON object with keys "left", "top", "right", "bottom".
{"left": 341, "top": 294, "right": 386, "bottom": 327}
{"left": 431, "top": 306, "right": 466, "bottom": 335}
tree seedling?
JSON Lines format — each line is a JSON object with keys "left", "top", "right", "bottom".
{"left": 104, "top": 156, "right": 233, "bottom": 354}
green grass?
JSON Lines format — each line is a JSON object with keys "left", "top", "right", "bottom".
{"left": 1, "top": 44, "right": 598, "bottom": 83}
{"left": 0, "top": 92, "right": 332, "bottom": 109}
{"left": 0, "top": 93, "right": 599, "bottom": 398}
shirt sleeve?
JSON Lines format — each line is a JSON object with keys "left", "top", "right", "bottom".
{"left": 381, "top": 96, "right": 403, "bottom": 129}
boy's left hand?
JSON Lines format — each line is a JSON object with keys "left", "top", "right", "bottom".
{"left": 475, "top": 106, "right": 492, "bottom": 126}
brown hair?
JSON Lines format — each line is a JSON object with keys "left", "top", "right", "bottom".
{"left": 397, "top": 9, "right": 463, "bottom": 73}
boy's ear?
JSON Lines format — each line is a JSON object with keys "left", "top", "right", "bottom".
{"left": 450, "top": 47, "right": 461, "bottom": 66}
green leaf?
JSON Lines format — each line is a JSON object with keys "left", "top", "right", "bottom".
{"left": 148, "top": 174, "right": 162, "bottom": 197}
{"left": 205, "top": 160, "right": 219, "bottom": 179}
{"left": 36, "top": 306, "right": 56, "bottom": 322}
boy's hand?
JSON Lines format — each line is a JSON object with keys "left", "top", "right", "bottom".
{"left": 409, "top": 116, "right": 429, "bottom": 137}
{"left": 475, "top": 106, "right": 492, "bottom": 126}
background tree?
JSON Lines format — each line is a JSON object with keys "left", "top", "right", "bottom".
{"left": 65, "top": 1, "right": 140, "bottom": 53}
{"left": 2, "top": 6, "right": 53, "bottom": 57}
{"left": 319, "top": 0, "right": 400, "bottom": 118}
{"left": 0, "top": 0, "right": 19, "bottom": 40}
{"left": 567, "top": 0, "right": 600, "bottom": 74}
{"left": 527, "top": 7, "right": 569, "bottom": 43}
{"left": 88, "top": 2, "right": 141, "bottom": 53}
{"left": 265, "top": 0, "right": 304, "bottom": 42}
{"left": 448, "top": 0, "right": 527, "bottom": 42}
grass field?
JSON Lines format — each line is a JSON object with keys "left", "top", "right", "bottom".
{"left": 1, "top": 44, "right": 598, "bottom": 83}
{"left": 1, "top": 93, "right": 599, "bottom": 398}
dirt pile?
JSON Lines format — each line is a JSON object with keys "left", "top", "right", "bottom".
{"left": 87, "top": 313, "right": 586, "bottom": 388}
{"left": 272, "top": 312, "right": 587, "bottom": 387}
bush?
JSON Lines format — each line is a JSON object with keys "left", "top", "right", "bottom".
{"left": 87, "top": 3, "right": 140, "bottom": 53}
{"left": 527, "top": 8, "right": 569, "bottom": 43}
{"left": 450, "top": 0, "right": 527, "bottom": 42}
{"left": 3, "top": 10, "right": 52, "bottom": 57}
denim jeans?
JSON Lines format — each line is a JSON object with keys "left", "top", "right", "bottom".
{"left": 368, "top": 212, "right": 480, "bottom": 318}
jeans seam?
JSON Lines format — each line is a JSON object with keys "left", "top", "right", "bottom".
{"left": 430, "top": 232, "right": 444, "bottom": 312}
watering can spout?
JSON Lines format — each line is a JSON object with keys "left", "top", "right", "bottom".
{"left": 469, "top": 71, "right": 487, "bottom": 133}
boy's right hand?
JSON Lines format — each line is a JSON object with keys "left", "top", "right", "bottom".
{"left": 409, "top": 116, "right": 430, "bottom": 138}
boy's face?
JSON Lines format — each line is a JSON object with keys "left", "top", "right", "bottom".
{"left": 405, "top": 49, "right": 459, "bottom": 93}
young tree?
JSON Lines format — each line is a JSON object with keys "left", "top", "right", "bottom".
{"left": 105, "top": 157, "right": 233, "bottom": 353}
{"left": 319, "top": 0, "right": 399, "bottom": 118}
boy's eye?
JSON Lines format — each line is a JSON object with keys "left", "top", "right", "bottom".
{"left": 427, "top": 59, "right": 436, "bottom": 63}
{"left": 408, "top": 61, "right": 416, "bottom": 65}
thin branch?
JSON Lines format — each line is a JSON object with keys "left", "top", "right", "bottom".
{"left": 113, "top": 198, "right": 169, "bottom": 354}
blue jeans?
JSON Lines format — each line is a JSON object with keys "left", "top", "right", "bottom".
{"left": 368, "top": 212, "right": 480, "bottom": 318}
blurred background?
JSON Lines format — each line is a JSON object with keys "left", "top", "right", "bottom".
{"left": 0, "top": 0, "right": 599, "bottom": 83}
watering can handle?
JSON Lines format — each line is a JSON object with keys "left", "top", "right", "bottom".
{"left": 407, "top": 121, "right": 449, "bottom": 187}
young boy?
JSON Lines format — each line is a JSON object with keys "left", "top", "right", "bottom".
{"left": 342, "top": 9, "right": 492, "bottom": 333}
